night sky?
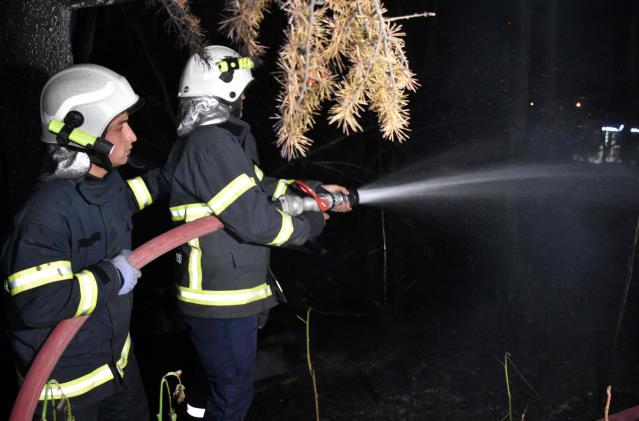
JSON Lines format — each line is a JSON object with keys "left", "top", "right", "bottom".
{"left": 3, "top": 0, "right": 639, "bottom": 419}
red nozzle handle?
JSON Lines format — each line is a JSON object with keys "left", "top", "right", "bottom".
{"left": 294, "top": 180, "right": 330, "bottom": 212}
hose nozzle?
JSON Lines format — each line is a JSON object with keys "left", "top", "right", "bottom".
{"left": 276, "top": 188, "right": 359, "bottom": 216}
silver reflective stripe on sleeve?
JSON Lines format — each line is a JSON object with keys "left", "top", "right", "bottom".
{"left": 254, "top": 165, "right": 264, "bottom": 181}
{"left": 267, "top": 209, "right": 294, "bottom": 246}
{"left": 170, "top": 203, "right": 212, "bottom": 222}
{"left": 127, "top": 176, "right": 153, "bottom": 210}
{"left": 6, "top": 261, "right": 73, "bottom": 296}
{"left": 207, "top": 173, "right": 257, "bottom": 215}
{"left": 272, "top": 179, "right": 295, "bottom": 200}
{"left": 74, "top": 270, "right": 98, "bottom": 316}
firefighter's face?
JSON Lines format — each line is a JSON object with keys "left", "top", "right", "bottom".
{"left": 104, "top": 112, "right": 137, "bottom": 168}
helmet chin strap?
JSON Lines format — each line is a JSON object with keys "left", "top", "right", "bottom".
{"left": 88, "top": 149, "right": 113, "bottom": 171}
{"left": 227, "top": 96, "right": 243, "bottom": 118}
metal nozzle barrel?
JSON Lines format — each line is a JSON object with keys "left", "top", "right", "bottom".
{"left": 276, "top": 188, "right": 359, "bottom": 216}
{"left": 347, "top": 189, "right": 359, "bottom": 208}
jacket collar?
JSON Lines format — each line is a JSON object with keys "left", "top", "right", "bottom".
{"left": 77, "top": 171, "right": 120, "bottom": 205}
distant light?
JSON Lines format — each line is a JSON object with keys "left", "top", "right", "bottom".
{"left": 506, "top": 21, "right": 512, "bottom": 27}
{"left": 575, "top": 101, "right": 582, "bottom": 108}
{"left": 601, "top": 125, "right": 625, "bottom": 132}
{"left": 529, "top": 101, "right": 534, "bottom": 107}
{"left": 631, "top": 128, "right": 639, "bottom": 133}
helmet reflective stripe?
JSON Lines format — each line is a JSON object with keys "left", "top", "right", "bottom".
{"left": 44, "top": 81, "right": 116, "bottom": 128}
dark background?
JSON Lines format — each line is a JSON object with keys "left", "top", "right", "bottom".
{"left": 2, "top": 0, "right": 639, "bottom": 419}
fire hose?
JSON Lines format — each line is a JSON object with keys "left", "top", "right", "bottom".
{"left": 9, "top": 216, "right": 224, "bottom": 421}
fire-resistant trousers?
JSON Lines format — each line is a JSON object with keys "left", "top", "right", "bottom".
{"left": 184, "top": 315, "right": 258, "bottom": 421}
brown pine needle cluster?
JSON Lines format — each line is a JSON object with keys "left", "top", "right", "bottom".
{"left": 148, "top": 0, "right": 210, "bottom": 62}
{"left": 273, "top": 0, "right": 335, "bottom": 158}
{"left": 327, "top": 0, "right": 419, "bottom": 142}
{"left": 214, "top": 0, "right": 434, "bottom": 159}
{"left": 220, "top": 0, "right": 272, "bottom": 58}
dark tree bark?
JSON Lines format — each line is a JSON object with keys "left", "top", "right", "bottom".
{"left": 0, "top": 0, "right": 74, "bottom": 233}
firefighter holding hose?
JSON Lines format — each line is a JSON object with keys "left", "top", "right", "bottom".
{"left": 1, "top": 64, "right": 168, "bottom": 419}
{"left": 166, "top": 45, "right": 351, "bottom": 420}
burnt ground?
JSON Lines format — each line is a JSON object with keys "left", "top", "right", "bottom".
{"left": 244, "top": 308, "right": 639, "bottom": 421}
{"left": 132, "top": 288, "right": 639, "bottom": 421}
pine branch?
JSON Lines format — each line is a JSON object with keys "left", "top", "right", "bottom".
{"left": 147, "top": 0, "right": 210, "bottom": 62}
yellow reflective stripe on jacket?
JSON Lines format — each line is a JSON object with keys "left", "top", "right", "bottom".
{"left": 272, "top": 179, "right": 295, "bottom": 200}
{"left": 207, "top": 174, "right": 256, "bottom": 215}
{"left": 116, "top": 334, "right": 132, "bottom": 377}
{"left": 127, "top": 176, "right": 153, "bottom": 210}
{"left": 170, "top": 203, "right": 212, "bottom": 222}
{"left": 39, "top": 365, "right": 113, "bottom": 400}
{"left": 177, "top": 283, "right": 272, "bottom": 306}
{"left": 188, "top": 238, "right": 203, "bottom": 290}
{"left": 253, "top": 165, "right": 264, "bottom": 181}
{"left": 6, "top": 261, "right": 73, "bottom": 296}
{"left": 267, "top": 209, "right": 294, "bottom": 246}
{"left": 74, "top": 270, "right": 98, "bottom": 316}
{"left": 38, "top": 332, "right": 132, "bottom": 400}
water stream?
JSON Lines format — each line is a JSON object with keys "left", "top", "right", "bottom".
{"left": 357, "top": 163, "right": 636, "bottom": 206}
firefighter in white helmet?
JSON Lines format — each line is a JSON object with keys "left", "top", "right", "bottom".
{"left": 166, "top": 45, "right": 351, "bottom": 420}
{"left": 2, "top": 63, "right": 168, "bottom": 419}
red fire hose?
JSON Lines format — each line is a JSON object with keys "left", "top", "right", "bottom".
{"left": 9, "top": 216, "right": 223, "bottom": 421}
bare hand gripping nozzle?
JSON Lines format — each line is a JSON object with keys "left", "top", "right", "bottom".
{"left": 276, "top": 181, "right": 359, "bottom": 216}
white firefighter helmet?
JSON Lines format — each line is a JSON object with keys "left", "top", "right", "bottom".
{"left": 40, "top": 64, "right": 141, "bottom": 144}
{"left": 177, "top": 45, "right": 254, "bottom": 102}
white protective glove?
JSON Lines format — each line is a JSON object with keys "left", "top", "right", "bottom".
{"left": 111, "top": 249, "right": 141, "bottom": 295}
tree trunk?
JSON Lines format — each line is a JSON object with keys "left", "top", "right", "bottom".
{"left": 0, "top": 0, "right": 75, "bottom": 233}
